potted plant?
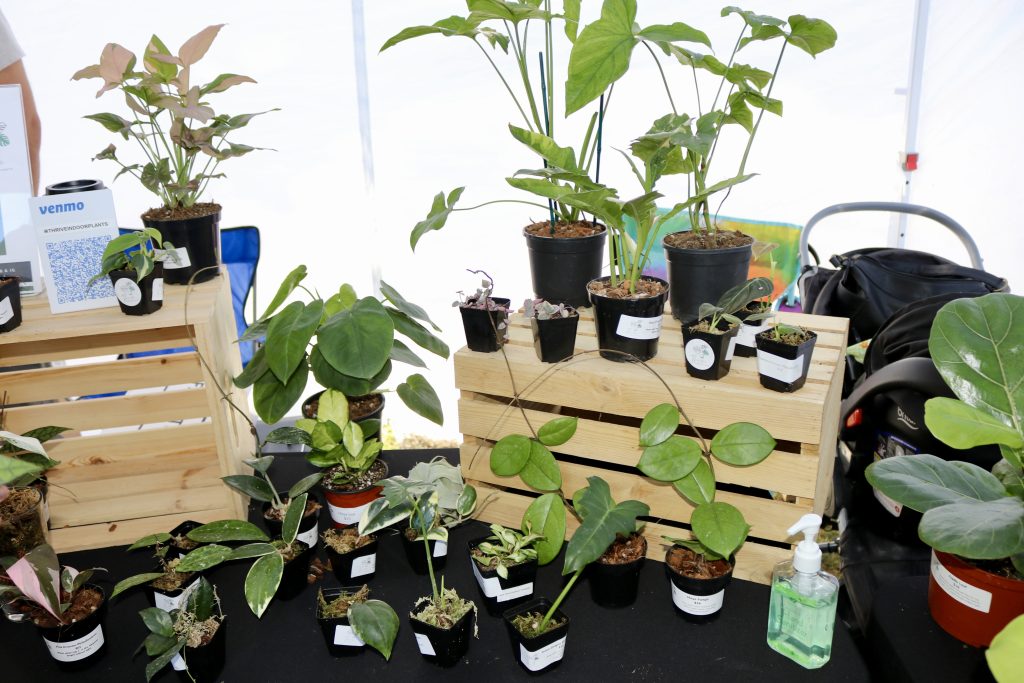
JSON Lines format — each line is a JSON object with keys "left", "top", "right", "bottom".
{"left": 469, "top": 522, "right": 543, "bottom": 616}
{"left": 315, "top": 584, "right": 400, "bottom": 659}
{"left": 0, "top": 275, "right": 22, "bottom": 333}
{"left": 89, "top": 228, "right": 172, "bottom": 315}
{"left": 136, "top": 577, "right": 225, "bottom": 683}
{"left": 0, "top": 428, "right": 62, "bottom": 557}
{"left": 359, "top": 463, "right": 478, "bottom": 667}
{"left": 73, "top": 24, "right": 274, "bottom": 285}
{"left": 455, "top": 271, "right": 510, "bottom": 353}
{"left": 729, "top": 275, "right": 776, "bottom": 358}
{"left": 755, "top": 323, "right": 818, "bottom": 392}
{"left": 866, "top": 293, "right": 1024, "bottom": 647}
{"left": 232, "top": 265, "right": 448, "bottom": 427}
{"left": 111, "top": 537, "right": 201, "bottom": 613}
{"left": 0, "top": 544, "right": 107, "bottom": 669}
{"left": 525, "top": 298, "right": 579, "bottom": 363}
{"left": 682, "top": 303, "right": 741, "bottom": 381}
{"left": 323, "top": 527, "right": 377, "bottom": 583}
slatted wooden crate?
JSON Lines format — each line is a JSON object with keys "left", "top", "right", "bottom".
{"left": 0, "top": 271, "right": 250, "bottom": 552}
{"left": 456, "top": 308, "right": 848, "bottom": 585}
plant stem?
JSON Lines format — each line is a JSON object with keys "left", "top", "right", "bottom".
{"left": 641, "top": 41, "right": 677, "bottom": 115}
{"left": 738, "top": 40, "right": 786, "bottom": 176}
{"left": 512, "top": 23, "right": 544, "bottom": 131}
{"left": 454, "top": 198, "right": 551, "bottom": 212}
{"left": 473, "top": 38, "right": 535, "bottom": 131}
{"left": 540, "top": 568, "right": 582, "bottom": 630}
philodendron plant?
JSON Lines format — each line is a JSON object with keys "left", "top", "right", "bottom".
{"left": 0, "top": 544, "right": 103, "bottom": 624}
{"left": 89, "top": 228, "right": 175, "bottom": 285}
{"left": 136, "top": 576, "right": 223, "bottom": 682}
{"left": 233, "top": 265, "right": 448, "bottom": 426}
{"left": 866, "top": 293, "right": 1024, "bottom": 578}
{"left": 294, "top": 390, "right": 384, "bottom": 490}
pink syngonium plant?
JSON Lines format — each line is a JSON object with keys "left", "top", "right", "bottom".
{"left": 4, "top": 544, "right": 99, "bottom": 623}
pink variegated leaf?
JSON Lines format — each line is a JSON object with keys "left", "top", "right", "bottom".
{"left": 178, "top": 25, "right": 224, "bottom": 66}
{"left": 7, "top": 544, "right": 62, "bottom": 620}
{"left": 71, "top": 64, "right": 101, "bottom": 81}
{"left": 97, "top": 43, "right": 135, "bottom": 89}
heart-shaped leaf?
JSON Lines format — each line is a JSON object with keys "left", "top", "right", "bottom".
{"left": 349, "top": 600, "right": 401, "bottom": 660}
{"left": 565, "top": 0, "right": 639, "bottom": 115}
{"left": 318, "top": 297, "right": 394, "bottom": 379}
{"left": 396, "top": 374, "right": 444, "bottom": 425}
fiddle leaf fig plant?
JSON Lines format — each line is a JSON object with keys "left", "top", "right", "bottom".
{"left": 866, "top": 294, "right": 1024, "bottom": 577}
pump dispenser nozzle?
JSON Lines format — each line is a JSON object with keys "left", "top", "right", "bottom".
{"left": 788, "top": 513, "right": 822, "bottom": 573}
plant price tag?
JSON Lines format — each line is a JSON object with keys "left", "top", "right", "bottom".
{"left": 756, "top": 350, "right": 805, "bottom": 383}
{"left": 296, "top": 525, "right": 318, "bottom": 549}
{"left": 433, "top": 540, "right": 448, "bottom": 558}
{"left": 736, "top": 322, "right": 768, "bottom": 349}
{"left": 152, "top": 277, "right": 164, "bottom": 301}
{"left": 351, "top": 553, "right": 376, "bottom": 578}
{"left": 154, "top": 577, "right": 201, "bottom": 613}
{"left": 615, "top": 314, "right": 662, "bottom": 340}
{"left": 930, "top": 551, "right": 992, "bottom": 613}
{"left": 158, "top": 246, "right": 191, "bottom": 270}
{"left": 472, "top": 562, "right": 533, "bottom": 602}
{"left": 43, "top": 624, "right": 104, "bottom": 662}
{"left": 671, "top": 583, "right": 724, "bottom": 615}
{"left": 519, "top": 636, "right": 567, "bottom": 672}
{"left": 328, "top": 501, "right": 371, "bottom": 526}
{"left": 414, "top": 632, "right": 436, "bottom": 656}
{"left": 334, "top": 624, "right": 365, "bottom": 647}
{"left": 0, "top": 296, "right": 12, "bottom": 324}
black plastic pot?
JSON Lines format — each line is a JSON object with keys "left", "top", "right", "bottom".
{"left": 402, "top": 530, "right": 447, "bottom": 575}
{"left": 148, "top": 572, "right": 200, "bottom": 612}
{"left": 530, "top": 314, "right": 579, "bottom": 363}
{"left": 503, "top": 598, "right": 570, "bottom": 674}
{"left": 755, "top": 329, "right": 818, "bottom": 393}
{"left": 589, "top": 536, "right": 647, "bottom": 608}
{"left": 45, "top": 179, "right": 105, "bottom": 195}
{"left": 317, "top": 586, "right": 369, "bottom": 657}
{"left": 663, "top": 233, "right": 752, "bottom": 323}
{"left": 261, "top": 492, "right": 320, "bottom": 550}
{"left": 275, "top": 541, "right": 313, "bottom": 602}
{"left": 588, "top": 276, "right": 668, "bottom": 362}
{"left": 35, "top": 584, "right": 107, "bottom": 670}
{"left": 409, "top": 599, "right": 475, "bottom": 667}
{"left": 172, "top": 618, "right": 226, "bottom": 682}
{"left": 460, "top": 298, "right": 511, "bottom": 352}
{"left": 324, "top": 532, "right": 377, "bottom": 582}
{"left": 468, "top": 536, "right": 538, "bottom": 616}
{"left": 524, "top": 224, "right": 606, "bottom": 308}
{"left": 732, "top": 310, "right": 770, "bottom": 358}
{"left": 143, "top": 209, "right": 221, "bottom": 285}
{"left": 0, "top": 276, "right": 23, "bottom": 333}
{"left": 166, "top": 520, "right": 204, "bottom": 561}
{"left": 682, "top": 321, "right": 739, "bottom": 381}
{"left": 109, "top": 262, "right": 163, "bottom": 316}
{"left": 665, "top": 551, "right": 734, "bottom": 622}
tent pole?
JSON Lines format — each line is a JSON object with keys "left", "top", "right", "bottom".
{"left": 893, "top": 0, "right": 930, "bottom": 249}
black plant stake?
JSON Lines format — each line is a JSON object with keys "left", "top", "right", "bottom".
{"left": 538, "top": 52, "right": 557, "bottom": 235}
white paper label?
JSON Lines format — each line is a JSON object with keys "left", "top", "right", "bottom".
{"left": 334, "top": 624, "right": 365, "bottom": 647}
{"left": 472, "top": 562, "right": 534, "bottom": 602}
{"left": 170, "top": 652, "right": 187, "bottom": 671}
{"left": 328, "top": 500, "right": 371, "bottom": 525}
{"left": 519, "top": 636, "right": 567, "bottom": 672}
{"left": 725, "top": 336, "right": 736, "bottom": 361}
{"left": 351, "top": 553, "right": 376, "bottom": 578}
{"left": 154, "top": 576, "right": 201, "bottom": 612}
{"left": 736, "top": 322, "right": 768, "bottom": 349}
{"left": 296, "top": 525, "right": 318, "bottom": 549}
{"left": 756, "top": 350, "right": 805, "bottom": 383}
{"left": 0, "top": 296, "right": 12, "bottom": 324}
{"left": 433, "top": 540, "right": 448, "bottom": 558}
{"left": 685, "top": 338, "right": 716, "bottom": 371}
{"left": 615, "top": 314, "right": 662, "bottom": 340}
{"left": 415, "top": 632, "right": 436, "bottom": 656}
{"left": 930, "top": 551, "right": 992, "bottom": 613}
{"left": 44, "top": 623, "right": 104, "bottom": 662}
{"left": 873, "top": 486, "right": 903, "bottom": 517}
{"left": 671, "top": 582, "right": 725, "bottom": 615}
{"left": 161, "top": 246, "right": 191, "bottom": 269}
{"left": 114, "top": 277, "right": 142, "bottom": 306}
{"left": 152, "top": 278, "right": 164, "bottom": 301}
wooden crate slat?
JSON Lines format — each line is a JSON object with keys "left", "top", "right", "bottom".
{"left": 458, "top": 398, "right": 819, "bottom": 498}
{"left": 48, "top": 507, "right": 235, "bottom": 554}
{"left": 471, "top": 483, "right": 787, "bottom": 585}
{"left": 48, "top": 458, "right": 222, "bottom": 503}
{"left": 44, "top": 423, "right": 215, "bottom": 468}
{"left": 0, "top": 327, "right": 195, "bottom": 365}
{"left": 4, "top": 387, "right": 210, "bottom": 433}
{"left": 49, "top": 484, "right": 230, "bottom": 528}
{"left": 2, "top": 352, "right": 203, "bottom": 404}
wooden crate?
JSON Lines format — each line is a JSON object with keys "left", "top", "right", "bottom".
{"left": 455, "top": 308, "right": 848, "bottom": 585}
{"left": 0, "top": 271, "right": 251, "bottom": 552}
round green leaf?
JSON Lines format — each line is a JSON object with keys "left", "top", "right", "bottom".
{"left": 523, "top": 493, "right": 566, "bottom": 565}
{"left": 519, "top": 441, "right": 562, "bottom": 491}
{"left": 175, "top": 544, "right": 233, "bottom": 572}
{"left": 245, "top": 551, "right": 284, "bottom": 618}
{"left": 690, "top": 501, "right": 749, "bottom": 559}
{"left": 987, "top": 613, "right": 1024, "bottom": 683}
{"left": 673, "top": 458, "right": 716, "bottom": 505}
{"left": 317, "top": 297, "right": 394, "bottom": 380}
{"left": 637, "top": 435, "right": 701, "bottom": 481}
{"left": 639, "top": 403, "right": 679, "bottom": 447}
{"left": 349, "top": 600, "right": 401, "bottom": 660}
{"left": 710, "top": 422, "right": 776, "bottom": 466}
{"left": 919, "top": 497, "right": 1024, "bottom": 560}
{"left": 396, "top": 374, "right": 443, "bottom": 425}
{"left": 491, "top": 435, "right": 531, "bottom": 476}
{"left": 537, "top": 416, "right": 579, "bottom": 447}
{"left": 187, "top": 520, "right": 269, "bottom": 543}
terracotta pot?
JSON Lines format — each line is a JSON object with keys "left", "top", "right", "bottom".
{"left": 927, "top": 550, "right": 1024, "bottom": 647}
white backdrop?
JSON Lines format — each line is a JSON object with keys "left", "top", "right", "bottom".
{"left": 7, "top": 1, "right": 1021, "bottom": 439}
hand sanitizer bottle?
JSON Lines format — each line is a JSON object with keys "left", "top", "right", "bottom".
{"left": 767, "top": 513, "right": 839, "bottom": 669}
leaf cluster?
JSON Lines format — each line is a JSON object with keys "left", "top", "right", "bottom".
{"left": 0, "top": 426, "right": 66, "bottom": 488}
{"left": 472, "top": 522, "right": 544, "bottom": 579}
{"left": 293, "top": 391, "right": 383, "bottom": 487}
{"left": 88, "top": 228, "right": 176, "bottom": 285}
{"left": 136, "top": 577, "right": 223, "bottom": 681}
{"left": 220, "top": 451, "right": 322, "bottom": 514}
{"left": 317, "top": 586, "right": 400, "bottom": 660}
{"left": 0, "top": 544, "right": 102, "bottom": 624}
{"left": 524, "top": 298, "right": 576, "bottom": 320}
{"left": 359, "top": 458, "right": 477, "bottom": 539}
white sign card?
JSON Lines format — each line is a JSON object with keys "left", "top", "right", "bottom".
{"left": 0, "top": 85, "right": 38, "bottom": 294}
{"left": 30, "top": 188, "right": 121, "bottom": 314}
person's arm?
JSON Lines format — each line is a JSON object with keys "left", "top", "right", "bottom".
{"left": 0, "top": 59, "right": 39, "bottom": 194}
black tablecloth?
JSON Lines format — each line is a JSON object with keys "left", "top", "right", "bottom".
{"left": 4, "top": 450, "right": 871, "bottom": 682}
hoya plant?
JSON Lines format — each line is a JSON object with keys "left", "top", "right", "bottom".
{"left": 866, "top": 293, "right": 1024, "bottom": 577}
{"left": 0, "top": 544, "right": 103, "bottom": 624}
{"left": 233, "top": 265, "right": 448, "bottom": 426}
{"left": 89, "top": 228, "right": 176, "bottom": 284}
{"left": 219, "top": 451, "right": 323, "bottom": 521}
{"left": 472, "top": 522, "right": 544, "bottom": 579}
{"left": 109, "top": 533, "right": 199, "bottom": 602}
{"left": 136, "top": 576, "right": 224, "bottom": 682}
{"left": 293, "top": 390, "right": 383, "bottom": 490}
{"left": 0, "top": 427, "right": 65, "bottom": 492}
{"left": 73, "top": 24, "right": 272, "bottom": 212}
{"left": 316, "top": 585, "right": 400, "bottom": 660}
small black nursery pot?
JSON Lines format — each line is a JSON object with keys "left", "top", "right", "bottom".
{"left": 530, "top": 314, "right": 579, "bottom": 363}
{"left": 588, "top": 276, "right": 669, "bottom": 362}
{"left": 0, "top": 276, "right": 23, "bottom": 333}
{"left": 460, "top": 297, "right": 511, "bottom": 352}
{"left": 409, "top": 600, "right": 475, "bottom": 667}
{"left": 317, "top": 587, "right": 369, "bottom": 657}
{"left": 468, "top": 536, "right": 538, "bottom": 616}
{"left": 665, "top": 551, "right": 735, "bottom": 622}
{"left": 165, "top": 520, "right": 204, "bottom": 562}
{"left": 402, "top": 530, "right": 447, "bottom": 575}
{"left": 275, "top": 541, "right": 313, "bottom": 602}
{"left": 35, "top": 584, "right": 108, "bottom": 671}
{"left": 732, "top": 309, "right": 770, "bottom": 358}
{"left": 755, "top": 329, "right": 818, "bottom": 393}
{"left": 148, "top": 572, "right": 201, "bottom": 613}
{"left": 109, "top": 262, "right": 164, "bottom": 316}
{"left": 262, "top": 492, "right": 320, "bottom": 550}
{"left": 682, "top": 320, "right": 739, "bottom": 381}
{"left": 172, "top": 618, "right": 226, "bottom": 683}
{"left": 503, "top": 598, "right": 570, "bottom": 674}
{"left": 324, "top": 531, "right": 377, "bottom": 583}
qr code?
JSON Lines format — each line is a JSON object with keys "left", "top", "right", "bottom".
{"left": 45, "top": 236, "right": 115, "bottom": 305}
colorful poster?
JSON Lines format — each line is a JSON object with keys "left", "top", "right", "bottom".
{"left": 0, "top": 84, "right": 38, "bottom": 294}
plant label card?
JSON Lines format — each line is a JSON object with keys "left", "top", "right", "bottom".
{"left": 30, "top": 188, "right": 120, "bottom": 314}
{"left": 0, "top": 85, "right": 39, "bottom": 295}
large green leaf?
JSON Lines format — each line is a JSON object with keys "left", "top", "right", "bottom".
{"left": 865, "top": 454, "right": 1008, "bottom": 513}
{"left": 564, "top": 0, "right": 581, "bottom": 42}
{"left": 690, "top": 501, "right": 749, "bottom": 559}
{"left": 508, "top": 125, "right": 580, "bottom": 171}
{"left": 639, "top": 403, "right": 679, "bottom": 446}
{"left": 260, "top": 265, "right": 306, "bottom": 320}
{"left": 519, "top": 441, "right": 562, "bottom": 491}
{"left": 925, "top": 397, "right": 1024, "bottom": 450}
{"left": 636, "top": 23, "right": 711, "bottom": 48}
{"left": 380, "top": 280, "right": 441, "bottom": 332}
{"left": 311, "top": 347, "right": 391, "bottom": 396}
{"left": 318, "top": 297, "right": 394, "bottom": 380}
{"left": 637, "top": 436, "right": 701, "bottom": 482}
{"left": 387, "top": 308, "right": 450, "bottom": 359}
{"left": 565, "top": 0, "right": 638, "bottom": 115}
{"left": 228, "top": 542, "right": 276, "bottom": 560}
{"left": 187, "top": 520, "right": 269, "bottom": 543}
{"left": 349, "top": 600, "right": 401, "bottom": 660}
{"left": 710, "top": 423, "right": 776, "bottom": 466}
{"left": 396, "top": 374, "right": 444, "bottom": 425}
{"left": 390, "top": 339, "right": 426, "bottom": 368}
{"left": 919, "top": 497, "right": 1024, "bottom": 559}
{"left": 673, "top": 458, "right": 716, "bottom": 505}
{"left": 468, "top": 0, "right": 548, "bottom": 23}
{"left": 786, "top": 15, "right": 838, "bottom": 57}
{"left": 253, "top": 358, "right": 308, "bottom": 424}
{"left": 523, "top": 492, "right": 566, "bottom": 565}
{"left": 564, "top": 477, "right": 649, "bottom": 574}
{"left": 537, "top": 417, "right": 578, "bottom": 447}
{"left": 265, "top": 300, "right": 324, "bottom": 382}
{"left": 244, "top": 551, "right": 284, "bottom": 618}
{"left": 111, "top": 572, "right": 167, "bottom": 600}
{"left": 491, "top": 434, "right": 531, "bottom": 476}
{"left": 987, "top": 613, "right": 1024, "bottom": 683}
{"left": 410, "top": 187, "right": 465, "bottom": 251}
{"left": 381, "top": 17, "right": 482, "bottom": 52}
{"left": 221, "top": 474, "right": 275, "bottom": 503}
{"left": 175, "top": 544, "right": 234, "bottom": 572}
{"left": 0, "top": 454, "right": 42, "bottom": 485}
{"left": 281, "top": 492, "right": 307, "bottom": 545}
